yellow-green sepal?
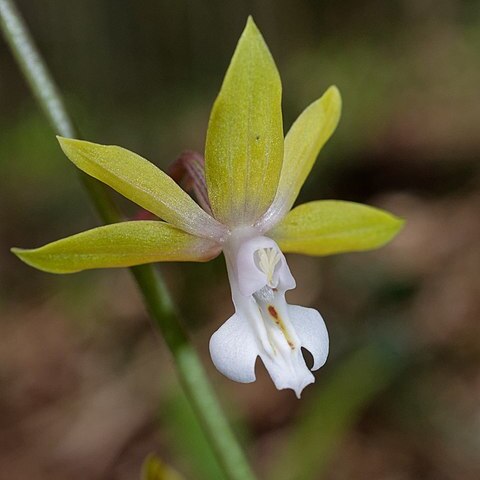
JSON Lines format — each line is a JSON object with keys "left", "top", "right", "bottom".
{"left": 263, "top": 86, "right": 341, "bottom": 228}
{"left": 205, "top": 17, "right": 284, "bottom": 227}
{"left": 57, "top": 137, "right": 227, "bottom": 240}
{"left": 270, "top": 200, "right": 404, "bottom": 256}
{"left": 141, "top": 454, "right": 184, "bottom": 480}
{"left": 12, "top": 221, "right": 221, "bottom": 273}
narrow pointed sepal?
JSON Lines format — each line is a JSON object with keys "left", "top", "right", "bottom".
{"left": 12, "top": 221, "right": 221, "bottom": 273}
{"left": 270, "top": 200, "right": 404, "bottom": 256}
{"left": 205, "top": 17, "right": 284, "bottom": 227}
{"left": 57, "top": 137, "right": 227, "bottom": 240}
{"left": 257, "top": 86, "right": 341, "bottom": 231}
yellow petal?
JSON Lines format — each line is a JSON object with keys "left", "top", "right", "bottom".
{"left": 205, "top": 17, "right": 283, "bottom": 227}
{"left": 270, "top": 200, "right": 404, "bottom": 256}
{"left": 258, "top": 87, "right": 341, "bottom": 230}
{"left": 58, "top": 137, "right": 227, "bottom": 240}
{"left": 12, "top": 221, "right": 220, "bottom": 273}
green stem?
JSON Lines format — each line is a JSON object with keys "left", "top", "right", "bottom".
{"left": 131, "top": 266, "right": 254, "bottom": 480}
{"left": 0, "top": 2, "right": 256, "bottom": 479}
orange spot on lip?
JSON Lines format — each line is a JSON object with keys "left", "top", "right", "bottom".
{"left": 268, "top": 305, "right": 278, "bottom": 319}
{"left": 267, "top": 305, "right": 296, "bottom": 349}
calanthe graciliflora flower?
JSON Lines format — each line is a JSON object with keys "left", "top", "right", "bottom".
{"left": 12, "top": 17, "right": 404, "bottom": 397}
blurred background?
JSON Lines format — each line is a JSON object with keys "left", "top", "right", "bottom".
{"left": 1, "top": 1, "right": 480, "bottom": 479}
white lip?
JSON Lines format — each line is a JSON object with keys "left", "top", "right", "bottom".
{"left": 209, "top": 233, "right": 329, "bottom": 397}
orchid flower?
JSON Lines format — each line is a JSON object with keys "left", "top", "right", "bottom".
{"left": 12, "top": 17, "right": 403, "bottom": 397}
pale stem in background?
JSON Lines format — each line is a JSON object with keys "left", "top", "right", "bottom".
{"left": 0, "top": 1, "right": 257, "bottom": 479}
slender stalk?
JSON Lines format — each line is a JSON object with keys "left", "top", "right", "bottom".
{"left": 131, "top": 266, "right": 255, "bottom": 480}
{"left": 0, "top": 2, "right": 256, "bottom": 479}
